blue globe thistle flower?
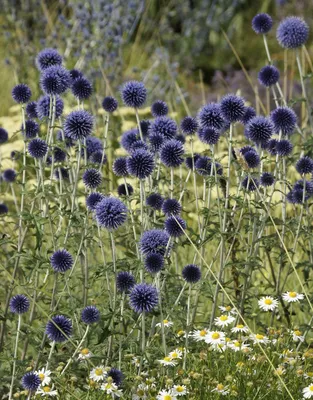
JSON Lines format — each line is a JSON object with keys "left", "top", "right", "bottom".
{"left": 95, "top": 197, "right": 128, "bottom": 230}
{"left": 113, "top": 157, "right": 128, "bottom": 177}
{"left": 3, "top": 168, "right": 16, "bottom": 183}
{"left": 9, "top": 294, "right": 30, "bottom": 314}
{"left": 121, "top": 129, "right": 139, "bottom": 152}
{"left": 40, "top": 65, "right": 71, "bottom": 95}
{"left": 81, "top": 306, "right": 100, "bottom": 324}
{"left": 148, "top": 132, "right": 165, "bottom": 153}
{"left": 129, "top": 140, "right": 148, "bottom": 153}
{"left": 258, "top": 65, "right": 280, "bottom": 87}
{"left": 246, "top": 116, "right": 274, "bottom": 144}
{"left": 276, "top": 139, "right": 293, "bottom": 157}
{"left": 286, "top": 191, "right": 296, "bottom": 204}
{"left": 64, "top": 110, "right": 94, "bottom": 140}
{"left": 28, "top": 138, "right": 48, "bottom": 159}
{"left": 240, "top": 106, "right": 257, "bottom": 125}
{"left": 102, "top": 96, "right": 118, "bottom": 113}
{"left": 12, "top": 84, "right": 32, "bottom": 104}
{"left": 288, "top": 189, "right": 309, "bottom": 204}
{"left": 116, "top": 271, "right": 136, "bottom": 293}
{"left": 198, "top": 127, "right": 220, "bottom": 145}
{"left": 151, "top": 100, "right": 168, "bottom": 117}
{"left": 270, "top": 107, "right": 297, "bottom": 136}
{"left": 0, "top": 128, "right": 8, "bottom": 144}
{"left": 84, "top": 136, "right": 103, "bottom": 158}
{"left": 180, "top": 116, "right": 198, "bottom": 135}
{"left": 294, "top": 179, "right": 313, "bottom": 195}
{"left": 53, "top": 147, "right": 66, "bottom": 162}
{"left": 107, "top": 368, "right": 124, "bottom": 387}
{"left": 90, "top": 151, "right": 107, "bottom": 165}
{"left": 266, "top": 138, "right": 278, "bottom": 156}
{"left": 198, "top": 103, "right": 225, "bottom": 131}
{"left": 83, "top": 168, "right": 102, "bottom": 189}
{"left": 26, "top": 101, "right": 38, "bottom": 119}
{"left": 185, "top": 153, "right": 200, "bottom": 170}
{"left": 117, "top": 183, "right": 134, "bottom": 197}
{"left": 140, "top": 120, "right": 151, "bottom": 138}
{"left": 121, "top": 80, "right": 147, "bottom": 108}
{"left": 277, "top": 17, "right": 309, "bottom": 49}
{"left": 239, "top": 145, "right": 255, "bottom": 155}
{"left": 296, "top": 156, "right": 313, "bottom": 175}
{"left": 244, "top": 150, "right": 260, "bottom": 168}
{"left": 176, "top": 134, "right": 186, "bottom": 144}
{"left": 149, "top": 116, "right": 177, "bottom": 140}
{"left": 220, "top": 94, "right": 245, "bottom": 123}
{"left": 165, "top": 215, "right": 186, "bottom": 237}
{"left": 242, "top": 176, "right": 259, "bottom": 191}
{"left": 195, "top": 156, "right": 215, "bottom": 176}
{"left": 182, "top": 264, "right": 201, "bottom": 283}
{"left": 126, "top": 149, "right": 155, "bottom": 179}
{"left": 46, "top": 315, "right": 72, "bottom": 342}
{"left": 69, "top": 69, "right": 83, "bottom": 80}
{"left": 0, "top": 203, "right": 8, "bottom": 214}
{"left": 146, "top": 193, "right": 164, "bottom": 210}
{"left": 23, "top": 120, "right": 39, "bottom": 139}
{"left": 36, "top": 48, "right": 62, "bottom": 71}
{"left": 144, "top": 253, "right": 164, "bottom": 274}
{"left": 260, "top": 172, "right": 275, "bottom": 187}
{"left": 36, "top": 95, "right": 64, "bottom": 119}
{"left": 160, "top": 139, "right": 184, "bottom": 168}
{"left": 252, "top": 13, "right": 273, "bottom": 34}
{"left": 50, "top": 249, "right": 73, "bottom": 273}
{"left": 162, "top": 198, "right": 182, "bottom": 216}
{"left": 86, "top": 192, "right": 105, "bottom": 211}
{"left": 71, "top": 76, "right": 92, "bottom": 100}
{"left": 139, "top": 229, "right": 170, "bottom": 256}
{"left": 129, "top": 283, "right": 158, "bottom": 313}
{"left": 54, "top": 168, "right": 69, "bottom": 180}
{"left": 21, "top": 372, "right": 41, "bottom": 392}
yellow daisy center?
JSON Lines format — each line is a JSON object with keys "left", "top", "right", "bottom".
{"left": 43, "top": 387, "right": 51, "bottom": 393}
{"left": 309, "top": 385, "right": 313, "bottom": 392}
{"left": 163, "top": 319, "right": 169, "bottom": 324}
{"left": 217, "top": 384, "right": 224, "bottom": 391}
{"left": 164, "top": 357, "right": 171, "bottom": 362}
{"left": 289, "top": 292, "right": 297, "bottom": 298}
{"left": 219, "top": 315, "right": 228, "bottom": 321}
{"left": 200, "top": 329, "right": 206, "bottom": 336}
{"left": 137, "top": 389, "right": 145, "bottom": 396}
{"left": 95, "top": 368, "right": 103, "bottom": 376}
{"left": 164, "top": 395, "right": 172, "bottom": 400}
{"left": 81, "top": 348, "right": 89, "bottom": 355}
{"left": 236, "top": 324, "right": 244, "bottom": 329}
{"left": 171, "top": 352, "right": 178, "bottom": 358}
{"left": 39, "top": 373, "right": 45, "bottom": 381}
{"left": 212, "top": 332, "right": 220, "bottom": 340}
{"left": 176, "top": 386, "right": 184, "bottom": 392}
{"left": 225, "top": 306, "right": 231, "bottom": 311}
{"left": 294, "top": 330, "right": 302, "bottom": 336}
{"left": 256, "top": 334, "right": 264, "bottom": 340}
{"left": 234, "top": 341, "right": 240, "bottom": 347}
{"left": 264, "top": 299, "right": 272, "bottom": 305}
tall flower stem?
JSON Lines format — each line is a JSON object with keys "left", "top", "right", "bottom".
{"left": 296, "top": 48, "right": 313, "bottom": 134}
{"left": 170, "top": 167, "right": 174, "bottom": 199}
{"left": 45, "top": 341, "right": 56, "bottom": 370}
{"left": 183, "top": 284, "right": 192, "bottom": 369}
{"left": 135, "top": 108, "right": 143, "bottom": 141}
{"left": 118, "top": 294, "right": 125, "bottom": 369}
{"left": 140, "top": 311, "right": 145, "bottom": 372}
{"left": 61, "top": 325, "right": 90, "bottom": 375}
{"left": 8, "top": 314, "right": 21, "bottom": 400}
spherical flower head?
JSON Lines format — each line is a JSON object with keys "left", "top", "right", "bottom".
{"left": 71, "top": 76, "right": 92, "bottom": 100}
{"left": 178, "top": 134, "right": 186, "bottom": 144}
{"left": 198, "top": 127, "right": 220, "bottom": 145}
{"left": 95, "top": 197, "right": 128, "bottom": 230}
{"left": 140, "top": 120, "right": 151, "bottom": 138}
{"left": 195, "top": 156, "right": 213, "bottom": 176}
{"left": 9, "top": 294, "right": 30, "bottom": 314}
{"left": 3, "top": 168, "right": 16, "bottom": 183}
{"left": 260, "top": 172, "right": 275, "bottom": 187}
{"left": 117, "top": 183, "right": 134, "bottom": 197}
{"left": 107, "top": 368, "right": 124, "bottom": 387}
{"left": 276, "top": 139, "right": 293, "bottom": 157}
{"left": 126, "top": 149, "right": 155, "bottom": 179}
{"left": 36, "top": 95, "right": 64, "bottom": 119}
{"left": 198, "top": 103, "right": 225, "bottom": 130}
{"left": 165, "top": 215, "right": 186, "bottom": 237}
{"left": 46, "top": 315, "right": 72, "bottom": 342}
{"left": 252, "top": 13, "right": 273, "bottom": 34}
{"left": 86, "top": 192, "right": 105, "bottom": 211}
{"left": 160, "top": 139, "right": 184, "bottom": 168}
{"left": 129, "top": 283, "right": 158, "bottom": 313}
{"left": 162, "top": 198, "right": 182, "bottom": 216}
{"left": 40, "top": 65, "right": 71, "bottom": 95}
{"left": 139, "top": 229, "right": 170, "bottom": 256}
{"left": 144, "top": 253, "right": 164, "bottom": 274}
{"left": 242, "top": 176, "right": 259, "bottom": 191}
{"left": 266, "top": 138, "right": 278, "bottom": 156}
{"left": 151, "top": 100, "right": 168, "bottom": 117}
{"left": 69, "top": 69, "right": 83, "bottom": 80}
{"left": 121, "top": 129, "right": 139, "bottom": 152}
{"left": 90, "top": 151, "right": 106, "bottom": 165}
{"left": 129, "top": 139, "right": 148, "bottom": 153}
{"left": 296, "top": 156, "right": 313, "bottom": 175}
{"left": 64, "top": 110, "right": 94, "bottom": 140}
{"left": 149, "top": 132, "right": 165, "bottom": 153}
{"left": 294, "top": 180, "right": 313, "bottom": 195}
{"left": 270, "top": 106, "right": 297, "bottom": 136}
{"left": 180, "top": 116, "right": 198, "bottom": 135}
{"left": 258, "top": 65, "right": 280, "bottom": 87}
{"left": 277, "top": 17, "right": 309, "bottom": 49}
{"left": 220, "top": 94, "right": 245, "bottom": 123}
{"left": 28, "top": 138, "right": 48, "bottom": 159}
{"left": 244, "top": 150, "right": 260, "bottom": 168}
{"left": 23, "top": 120, "right": 39, "bottom": 139}
{"left": 121, "top": 80, "right": 147, "bottom": 108}
{"left": 146, "top": 193, "right": 164, "bottom": 210}
{"left": 113, "top": 157, "right": 128, "bottom": 177}
{"left": 149, "top": 116, "right": 177, "bottom": 140}
{"left": 52, "top": 147, "right": 66, "bottom": 163}
{"left": 12, "top": 84, "right": 32, "bottom": 104}
{"left": 81, "top": 306, "right": 100, "bottom": 324}
{"left": 289, "top": 189, "right": 309, "bottom": 204}
{"left": 50, "top": 249, "right": 73, "bottom": 273}
{"left": 182, "top": 264, "right": 201, "bottom": 283}
{"left": 102, "top": 96, "right": 118, "bottom": 113}
{"left": 240, "top": 106, "right": 256, "bottom": 125}
{"left": 185, "top": 153, "right": 200, "bottom": 170}
{"left": 26, "top": 101, "right": 38, "bottom": 119}
{"left": 0, "top": 127, "right": 8, "bottom": 144}
{"left": 116, "top": 271, "right": 136, "bottom": 293}
{"left": 0, "top": 203, "right": 8, "bottom": 215}
{"left": 246, "top": 116, "right": 274, "bottom": 144}
{"left": 36, "top": 48, "right": 62, "bottom": 71}
{"left": 21, "top": 372, "right": 41, "bottom": 392}
{"left": 83, "top": 168, "right": 102, "bottom": 189}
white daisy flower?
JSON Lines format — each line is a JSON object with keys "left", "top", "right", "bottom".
{"left": 100, "top": 382, "right": 123, "bottom": 397}
{"left": 303, "top": 383, "right": 313, "bottom": 398}
{"left": 90, "top": 365, "right": 107, "bottom": 382}
{"left": 258, "top": 296, "right": 278, "bottom": 311}
{"left": 156, "top": 319, "right": 173, "bottom": 328}
{"left": 218, "top": 305, "right": 237, "bottom": 315}
{"left": 250, "top": 333, "right": 270, "bottom": 344}
{"left": 131, "top": 357, "right": 140, "bottom": 367}
{"left": 210, "top": 342, "right": 227, "bottom": 352}
{"left": 282, "top": 291, "right": 304, "bottom": 303}
{"left": 36, "top": 387, "right": 58, "bottom": 397}
{"left": 169, "top": 349, "right": 183, "bottom": 360}
{"left": 204, "top": 331, "right": 225, "bottom": 345}
{"left": 211, "top": 383, "right": 229, "bottom": 395}
{"left": 231, "top": 324, "right": 249, "bottom": 333}
{"left": 78, "top": 348, "right": 92, "bottom": 360}
{"left": 172, "top": 385, "right": 188, "bottom": 396}
{"left": 214, "top": 314, "right": 235, "bottom": 327}
{"left": 229, "top": 340, "right": 250, "bottom": 352}
{"left": 158, "top": 356, "right": 177, "bottom": 366}
{"left": 35, "top": 369, "right": 51, "bottom": 386}
{"left": 292, "top": 330, "right": 305, "bottom": 342}
{"left": 157, "top": 390, "right": 177, "bottom": 400}
{"left": 191, "top": 329, "right": 208, "bottom": 341}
